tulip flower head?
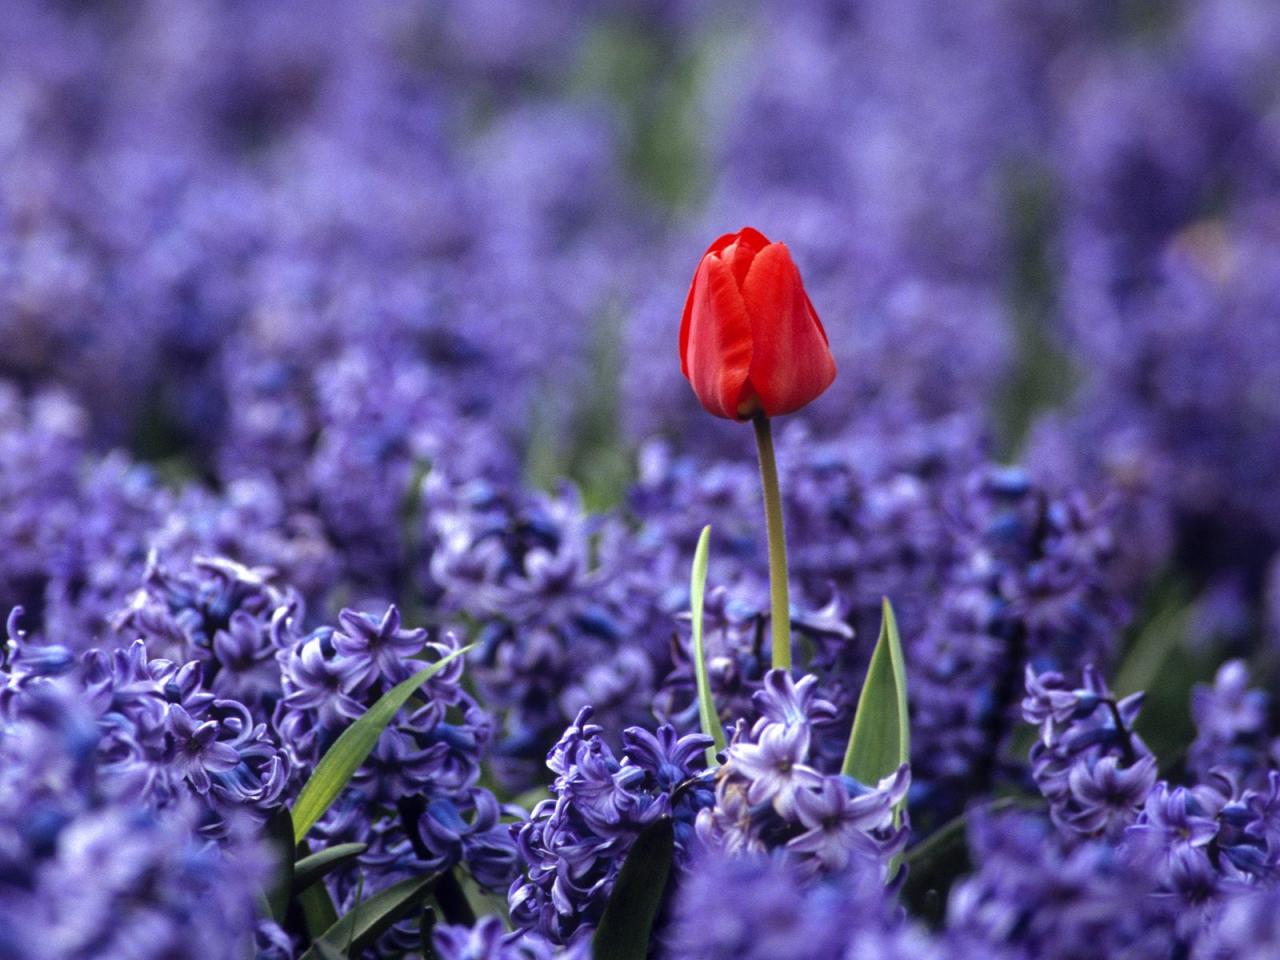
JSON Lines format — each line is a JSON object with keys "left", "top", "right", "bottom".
{"left": 680, "top": 227, "right": 836, "bottom": 421}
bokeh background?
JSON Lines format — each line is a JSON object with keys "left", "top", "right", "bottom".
{"left": 3, "top": 0, "right": 1280, "bottom": 802}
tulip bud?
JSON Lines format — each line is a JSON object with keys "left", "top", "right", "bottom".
{"left": 679, "top": 227, "right": 836, "bottom": 421}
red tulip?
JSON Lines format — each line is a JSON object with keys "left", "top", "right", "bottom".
{"left": 679, "top": 227, "right": 836, "bottom": 421}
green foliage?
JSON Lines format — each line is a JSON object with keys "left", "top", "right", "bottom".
{"left": 298, "top": 874, "right": 437, "bottom": 960}
{"left": 291, "top": 646, "right": 473, "bottom": 844}
{"left": 263, "top": 806, "right": 297, "bottom": 924}
{"left": 293, "top": 844, "right": 369, "bottom": 898}
{"left": 573, "top": 23, "right": 707, "bottom": 210}
{"left": 592, "top": 818, "right": 676, "bottom": 960}
{"left": 690, "top": 525, "right": 727, "bottom": 765}
{"left": 1116, "top": 590, "right": 1212, "bottom": 767}
{"left": 295, "top": 845, "right": 340, "bottom": 940}
{"left": 524, "top": 307, "right": 633, "bottom": 513}
{"left": 842, "top": 598, "right": 910, "bottom": 798}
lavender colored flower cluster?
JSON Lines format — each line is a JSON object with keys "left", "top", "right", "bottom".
{"left": 434, "top": 916, "right": 589, "bottom": 960}
{"left": 274, "top": 604, "right": 522, "bottom": 899}
{"left": 0, "top": 677, "right": 268, "bottom": 960}
{"left": 1011, "top": 661, "right": 1280, "bottom": 954}
{"left": 697, "top": 671, "right": 908, "bottom": 878}
{"left": 2, "top": 1, "right": 1280, "bottom": 957}
{"left": 5, "top": 605, "right": 290, "bottom": 838}
{"left": 419, "top": 473, "right": 663, "bottom": 778}
{"left": 509, "top": 707, "right": 713, "bottom": 945}
{"left": 4, "top": 548, "right": 519, "bottom": 957}
{"left": 663, "top": 850, "right": 936, "bottom": 960}
{"left": 1023, "top": 665, "right": 1156, "bottom": 838}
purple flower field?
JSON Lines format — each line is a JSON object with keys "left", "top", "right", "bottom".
{"left": 2, "top": 2, "right": 1280, "bottom": 958}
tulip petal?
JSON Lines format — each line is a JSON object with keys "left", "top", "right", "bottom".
{"left": 741, "top": 242, "right": 836, "bottom": 417}
{"left": 681, "top": 254, "right": 753, "bottom": 419}
{"left": 714, "top": 227, "right": 769, "bottom": 288}
{"left": 682, "top": 229, "right": 768, "bottom": 381}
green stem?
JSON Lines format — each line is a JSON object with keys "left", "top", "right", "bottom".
{"left": 752, "top": 415, "right": 791, "bottom": 671}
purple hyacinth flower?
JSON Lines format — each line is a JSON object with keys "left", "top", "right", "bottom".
{"left": 1129, "top": 782, "right": 1221, "bottom": 853}
{"left": 751, "top": 670, "right": 838, "bottom": 733}
{"left": 787, "top": 776, "right": 891, "bottom": 873}
{"left": 1065, "top": 754, "right": 1158, "bottom": 837}
{"left": 728, "top": 721, "right": 823, "bottom": 819}
{"left": 1243, "top": 771, "right": 1280, "bottom": 849}
{"left": 166, "top": 705, "right": 240, "bottom": 794}
{"left": 434, "top": 915, "right": 582, "bottom": 960}
{"left": 621, "top": 724, "right": 712, "bottom": 792}
{"left": 332, "top": 605, "right": 428, "bottom": 687}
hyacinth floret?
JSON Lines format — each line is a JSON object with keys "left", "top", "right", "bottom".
{"left": 5, "top": 603, "right": 291, "bottom": 837}
{"left": 1188, "top": 660, "right": 1276, "bottom": 790}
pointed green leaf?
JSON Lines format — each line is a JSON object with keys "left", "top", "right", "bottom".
{"left": 291, "top": 645, "right": 473, "bottom": 843}
{"left": 298, "top": 874, "right": 436, "bottom": 960}
{"left": 295, "top": 839, "right": 340, "bottom": 938}
{"left": 309, "top": 943, "right": 347, "bottom": 960}
{"left": 293, "top": 844, "right": 368, "bottom": 898}
{"left": 592, "top": 818, "right": 675, "bottom": 960}
{"left": 345, "top": 873, "right": 365, "bottom": 953}
{"left": 298, "top": 877, "right": 340, "bottom": 939}
{"left": 690, "top": 525, "right": 726, "bottom": 765}
{"left": 842, "top": 598, "right": 910, "bottom": 790}
{"left": 263, "top": 805, "right": 297, "bottom": 923}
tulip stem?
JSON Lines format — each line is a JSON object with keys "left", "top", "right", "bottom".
{"left": 752, "top": 415, "right": 791, "bottom": 670}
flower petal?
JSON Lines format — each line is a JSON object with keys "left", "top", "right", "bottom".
{"left": 741, "top": 242, "right": 836, "bottom": 417}
{"left": 681, "top": 254, "right": 754, "bottom": 419}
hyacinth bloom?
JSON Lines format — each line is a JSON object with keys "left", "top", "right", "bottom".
{"left": 680, "top": 227, "right": 836, "bottom": 421}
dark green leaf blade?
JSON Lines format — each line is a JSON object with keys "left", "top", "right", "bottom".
{"left": 291, "top": 645, "right": 473, "bottom": 843}
{"left": 295, "top": 839, "right": 340, "bottom": 939}
{"left": 841, "top": 598, "right": 910, "bottom": 789}
{"left": 293, "top": 843, "right": 369, "bottom": 897}
{"left": 299, "top": 874, "right": 437, "bottom": 960}
{"left": 690, "top": 525, "right": 726, "bottom": 765}
{"left": 592, "top": 818, "right": 675, "bottom": 960}
{"left": 263, "top": 805, "right": 297, "bottom": 923}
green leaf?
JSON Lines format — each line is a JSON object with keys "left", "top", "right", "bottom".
{"left": 297, "top": 875, "right": 340, "bottom": 939}
{"left": 293, "top": 844, "right": 368, "bottom": 898}
{"left": 294, "top": 839, "right": 340, "bottom": 939}
{"left": 591, "top": 818, "right": 675, "bottom": 960}
{"left": 299, "top": 874, "right": 437, "bottom": 960}
{"left": 842, "top": 598, "right": 910, "bottom": 791}
{"left": 900, "top": 794, "right": 1036, "bottom": 925}
{"left": 263, "top": 805, "right": 297, "bottom": 923}
{"left": 1114, "top": 595, "right": 1192, "bottom": 698}
{"left": 690, "top": 524, "right": 726, "bottom": 765}
{"left": 904, "top": 796, "right": 1023, "bottom": 871}
{"left": 291, "top": 645, "right": 473, "bottom": 843}
{"left": 346, "top": 873, "right": 365, "bottom": 953}
{"left": 309, "top": 943, "right": 347, "bottom": 960}
{"left": 1114, "top": 577, "right": 1210, "bottom": 766}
